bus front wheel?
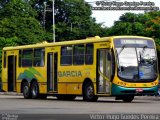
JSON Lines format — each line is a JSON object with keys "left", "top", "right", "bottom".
{"left": 22, "top": 82, "right": 31, "bottom": 99}
{"left": 83, "top": 82, "right": 98, "bottom": 102}
{"left": 122, "top": 95, "right": 134, "bottom": 102}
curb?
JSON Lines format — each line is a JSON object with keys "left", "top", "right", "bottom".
{"left": 0, "top": 92, "right": 22, "bottom": 96}
{"left": 134, "top": 96, "right": 160, "bottom": 101}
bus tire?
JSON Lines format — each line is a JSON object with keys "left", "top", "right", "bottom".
{"left": 31, "top": 81, "right": 39, "bottom": 99}
{"left": 22, "top": 82, "right": 31, "bottom": 99}
{"left": 122, "top": 95, "right": 134, "bottom": 102}
{"left": 83, "top": 82, "right": 98, "bottom": 102}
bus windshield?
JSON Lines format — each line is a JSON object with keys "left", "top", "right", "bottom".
{"left": 114, "top": 38, "right": 158, "bottom": 82}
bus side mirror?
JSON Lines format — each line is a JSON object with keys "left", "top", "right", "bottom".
{"left": 107, "top": 53, "right": 111, "bottom": 61}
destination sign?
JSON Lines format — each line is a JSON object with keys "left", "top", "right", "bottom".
{"left": 114, "top": 38, "right": 154, "bottom": 48}
{"left": 121, "top": 39, "right": 147, "bottom": 45}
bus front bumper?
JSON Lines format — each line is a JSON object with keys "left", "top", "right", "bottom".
{"left": 111, "top": 84, "right": 158, "bottom": 96}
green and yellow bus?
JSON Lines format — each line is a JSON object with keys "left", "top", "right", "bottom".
{"left": 1, "top": 36, "right": 159, "bottom": 102}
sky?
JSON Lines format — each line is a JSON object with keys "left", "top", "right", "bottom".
{"left": 85, "top": 0, "right": 160, "bottom": 27}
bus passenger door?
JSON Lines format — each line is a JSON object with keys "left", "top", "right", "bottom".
{"left": 47, "top": 52, "right": 58, "bottom": 92}
{"left": 97, "top": 49, "right": 111, "bottom": 94}
{"left": 8, "top": 55, "right": 17, "bottom": 92}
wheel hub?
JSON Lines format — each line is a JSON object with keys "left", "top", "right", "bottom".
{"left": 24, "top": 86, "right": 29, "bottom": 96}
{"left": 32, "top": 85, "right": 37, "bottom": 96}
{"left": 87, "top": 86, "right": 93, "bottom": 98}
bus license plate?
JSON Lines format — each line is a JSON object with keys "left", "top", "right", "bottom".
{"left": 136, "top": 88, "right": 143, "bottom": 93}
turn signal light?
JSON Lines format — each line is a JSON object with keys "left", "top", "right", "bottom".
{"left": 117, "top": 82, "right": 126, "bottom": 86}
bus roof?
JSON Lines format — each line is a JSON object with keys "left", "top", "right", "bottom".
{"left": 3, "top": 36, "right": 154, "bottom": 51}
{"left": 112, "top": 36, "right": 153, "bottom": 40}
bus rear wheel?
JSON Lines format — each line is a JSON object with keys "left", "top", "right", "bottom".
{"left": 31, "top": 81, "right": 39, "bottom": 99}
{"left": 22, "top": 82, "right": 31, "bottom": 99}
{"left": 122, "top": 95, "right": 134, "bottom": 102}
{"left": 83, "top": 82, "right": 98, "bottom": 102}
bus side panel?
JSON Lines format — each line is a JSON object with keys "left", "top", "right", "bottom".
{"left": 16, "top": 67, "right": 47, "bottom": 94}
{"left": 58, "top": 65, "right": 96, "bottom": 95}
{"left": 2, "top": 51, "right": 8, "bottom": 92}
{"left": 66, "top": 83, "right": 82, "bottom": 95}
{"left": 58, "top": 83, "right": 67, "bottom": 94}
{"left": 38, "top": 83, "right": 47, "bottom": 94}
{"left": 2, "top": 69, "right": 8, "bottom": 92}
{"left": 58, "top": 66, "right": 83, "bottom": 95}
{"left": 16, "top": 82, "right": 21, "bottom": 93}
{"left": 2, "top": 83, "right": 7, "bottom": 92}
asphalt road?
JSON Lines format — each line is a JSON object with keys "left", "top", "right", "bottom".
{"left": 0, "top": 94, "right": 160, "bottom": 120}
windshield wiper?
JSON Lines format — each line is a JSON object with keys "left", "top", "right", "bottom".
{"left": 141, "top": 45, "right": 147, "bottom": 55}
{"left": 118, "top": 45, "right": 125, "bottom": 56}
{"left": 139, "top": 45, "right": 147, "bottom": 64}
{"left": 116, "top": 45, "right": 126, "bottom": 72}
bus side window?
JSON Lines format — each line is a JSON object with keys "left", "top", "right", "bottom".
{"left": 22, "top": 49, "right": 33, "bottom": 67}
{"left": 33, "top": 48, "right": 45, "bottom": 67}
{"left": 61, "top": 46, "right": 72, "bottom": 65}
{"left": 3, "top": 51, "right": 6, "bottom": 68}
{"left": 73, "top": 44, "right": 85, "bottom": 65}
{"left": 85, "top": 44, "right": 93, "bottom": 64}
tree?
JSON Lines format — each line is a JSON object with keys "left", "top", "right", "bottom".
{"left": 30, "top": 0, "right": 107, "bottom": 42}
{"left": 145, "top": 13, "right": 160, "bottom": 39}
{"left": 108, "top": 13, "right": 146, "bottom": 36}
{"left": 0, "top": 0, "right": 46, "bottom": 45}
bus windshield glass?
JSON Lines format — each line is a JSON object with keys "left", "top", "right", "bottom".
{"left": 114, "top": 38, "right": 158, "bottom": 81}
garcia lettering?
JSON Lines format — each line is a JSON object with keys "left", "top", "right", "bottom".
{"left": 58, "top": 71, "right": 82, "bottom": 77}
